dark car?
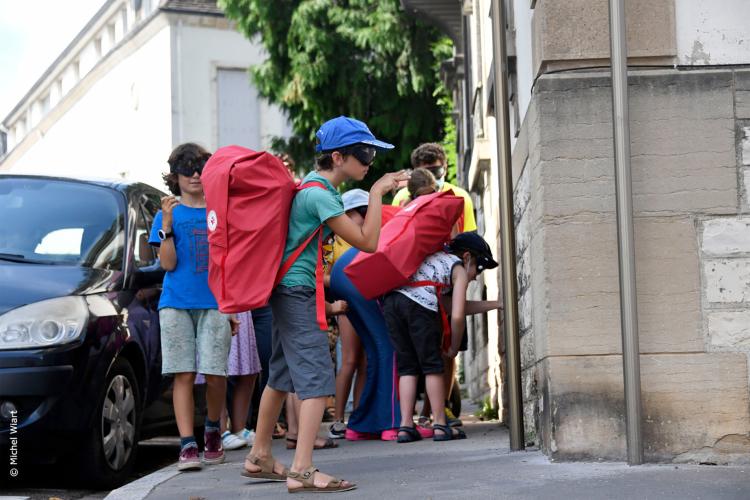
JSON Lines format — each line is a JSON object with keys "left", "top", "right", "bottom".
{"left": 0, "top": 174, "right": 188, "bottom": 487}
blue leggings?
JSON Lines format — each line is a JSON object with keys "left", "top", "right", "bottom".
{"left": 330, "top": 248, "right": 400, "bottom": 433}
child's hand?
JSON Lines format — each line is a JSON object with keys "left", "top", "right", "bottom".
{"left": 160, "top": 195, "right": 179, "bottom": 229}
{"left": 444, "top": 346, "right": 459, "bottom": 359}
{"left": 372, "top": 170, "right": 411, "bottom": 197}
{"left": 229, "top": 314, "right": 240, "bottom": 336}
{"left": 329, "top": 300, "right": 349, "bottom": 316}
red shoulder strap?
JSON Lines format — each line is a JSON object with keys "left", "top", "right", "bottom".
{"left": 407, "top": 280, "right": 452, "bottom": 352}
{"left": 274, "top": 181, "right": 330, "bottom": 331}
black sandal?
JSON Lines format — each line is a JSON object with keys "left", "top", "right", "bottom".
{"left": 396, "top": 425, "right": 423, "bottom": 443}
{"left": 433, "top": 423, "right": 466, "bottom": 441}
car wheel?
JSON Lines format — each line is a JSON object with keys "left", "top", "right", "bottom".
{"left": 81, "top": 357, "right": 141, "bottom": 488}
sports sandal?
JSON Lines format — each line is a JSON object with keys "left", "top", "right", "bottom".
{"left": 433, "top": 423, "right": 467, "bottom": 441}
{"left": 396, "top": 425, "right": 423, "bottom": 443}
{"left": 241, "top": 454, "right": 288, "bottom": 481}
{"left": 286, "top": 437, "right": 339, "bottom": 450}
{"left": 287, "top": 465, "right": 356, "bottom": 494}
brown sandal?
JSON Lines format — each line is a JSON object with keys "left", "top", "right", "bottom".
{"left": 287, "top": 466, "right": 356, "bottom": 494}
{"left": 241, "top": 454, "right": 287, "bottom": 481}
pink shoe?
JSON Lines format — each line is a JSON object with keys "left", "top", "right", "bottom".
{"left": 380, "top": 428, "right": 399, "bottom": 441}
{"left": 178, "top": 445, "right": 203, "bottom": 471}
{"left": 345, "top": 428, "right": 379, "bottom": 441}
{"left": 202, "top": 429, "right": 225, "bottom": 465}
{"left": 416, "top": 425, "right": 434, "bottom": 438}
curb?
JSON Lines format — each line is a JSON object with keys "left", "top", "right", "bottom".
{"left": 104, "top": 464, "right": 180, "bottom": 500}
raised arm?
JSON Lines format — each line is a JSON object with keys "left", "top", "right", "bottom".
{"left": 326, "top": 171, "right": 409, "bottom": 253}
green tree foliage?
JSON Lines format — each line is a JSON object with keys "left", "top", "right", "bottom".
{"left": 219, "top": 0, "right": 453, "bottom": 188}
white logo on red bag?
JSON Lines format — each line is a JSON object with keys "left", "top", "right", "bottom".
{"left": 207, "top": 210, "right": 218, "bottom": 231}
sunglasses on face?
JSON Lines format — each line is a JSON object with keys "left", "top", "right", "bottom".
{"left": 341, "top": 145, "right": 377, "bottom": 167}
{"left": 424, "top": 164, "right": 446, "bottom": 179}
{"left": 174, "top": 164, "right": 204, "bottom": 177}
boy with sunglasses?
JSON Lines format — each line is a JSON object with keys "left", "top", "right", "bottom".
{"left": 149, "top": 143, "right": 238, "bottom": 471}
{"left": 242, "top": 116, "right": 409, "bottom": 493}
{"left": 392, "top": 143, "right": 477, "bottom": 233}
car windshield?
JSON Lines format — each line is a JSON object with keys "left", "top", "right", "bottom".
{"left": 0, "top": 177, "right": 124, "bottom": 269}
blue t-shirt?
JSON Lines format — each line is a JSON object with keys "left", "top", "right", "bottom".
{"left": 149, "top": 205, "right": 218, "bottom": 310}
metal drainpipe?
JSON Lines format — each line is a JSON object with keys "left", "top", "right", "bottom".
{"left": 489, "top": 0, "right": 524, "bottom": 452}
{"left": 608, "top": 0, "right": 644, "bottom": 465}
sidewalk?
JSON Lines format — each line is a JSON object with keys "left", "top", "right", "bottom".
{"left": 107, "top": 418, "right": 750, "bottom": 500}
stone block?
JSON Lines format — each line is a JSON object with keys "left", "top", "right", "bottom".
{"left": 543, "top": 353, "right": 750, "bottom": 462}
{"left": 702, "top": 218, "right": 750, "bottom": 257}
{"left": 543, "top": 216, "right": 703, "bottom": 356}
{"left": 520, "top": 313, "right": 535, "bottom": 367}
{"left": 708, "top": 311, "right": 750, "bottom": 351}
{"left": 744, "top": 169, "right": 750, "bottom": 211}
{"left": 536, "top": 70, "right": 737, "bottom": 217}
{"left": 743, "top": 127, "right": 750, "bottom": 166}
{"left": 704, "top": 259, "right": 750, "bottom": 303}
{"left": 737, "top": 70, "right": 750, "bottom": 119}
{"left": 532, "top": 0, "right": 675, "bottom": 75}
{"left": 513, "top": 163, "right": 531, "bottom": 225}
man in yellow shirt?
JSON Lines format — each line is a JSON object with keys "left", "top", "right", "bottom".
{"left": 392, "top": 142, "right": 477, "bottom": 428}
{"left": 391, "top": 142, "right": 477, "bottom": 233}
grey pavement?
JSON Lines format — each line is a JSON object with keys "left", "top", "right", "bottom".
{"left": 107, "top": 420, "right": 750, "bottom": 500}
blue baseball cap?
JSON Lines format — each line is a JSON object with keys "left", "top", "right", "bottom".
{"left": 315, "top": 116, "right": 394, "bottom": 153}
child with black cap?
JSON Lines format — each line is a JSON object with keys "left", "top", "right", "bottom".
{"left": 242, "top": 116, "right": 409, "bottom": 493}
{"left": 382, "top": 232, "right": 501, "bottom": 443}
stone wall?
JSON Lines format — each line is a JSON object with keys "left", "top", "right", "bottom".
{"left": 517, "top": 68, "right": 750, "bottom": 462}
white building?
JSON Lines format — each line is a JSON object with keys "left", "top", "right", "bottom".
{"left": 0, "top": 0, "right": 291, "bottom": 190}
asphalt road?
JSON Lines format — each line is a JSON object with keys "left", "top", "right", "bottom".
{"left": 0, "top": 438, "right": 180, "bottom": 500}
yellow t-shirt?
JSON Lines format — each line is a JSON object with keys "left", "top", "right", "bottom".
{"left": 331, "top": 237, "right": 353, "bottom": 265}
{"left": 392, "top": 182, "right": 477, "bottom": 232}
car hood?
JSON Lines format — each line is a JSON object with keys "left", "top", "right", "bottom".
{"left": 0, "top": 262, "right": 119, "bottom": 315}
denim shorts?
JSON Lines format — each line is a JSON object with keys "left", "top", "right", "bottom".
{"left": 267, "top": 286, "right": 336, "bottom": 400}
{"left": 159, "top": 308, "right": 232, "bottom": 376}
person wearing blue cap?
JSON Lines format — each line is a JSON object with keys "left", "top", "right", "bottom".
{"left": 243, "top": 116, "right": 409, "bottom": 494}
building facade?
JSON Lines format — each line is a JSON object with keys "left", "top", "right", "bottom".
{"left": 0, "top": 0, "right": 290, "bottom": 190}
{"left": 403, "top": 0, "right": 750, "bottom": 463}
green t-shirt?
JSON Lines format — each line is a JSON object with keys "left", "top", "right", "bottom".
{"left": 279, "top": 172, "right": 344, "bottom": 289}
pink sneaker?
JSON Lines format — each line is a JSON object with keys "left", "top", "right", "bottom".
{"left": 345, "top": 428, "right": 379, "bottom": 441}
{"left": 380, "top": 428, "right": 399, "bottom": 441}
{"left": 416, "top": 425, "right": 434, "bottom": 438}
{"left": 178, "top": 445, "right": 203, "bottom": 471}
{"left": 202, "top": 429, "right": 225, "bottom": 465}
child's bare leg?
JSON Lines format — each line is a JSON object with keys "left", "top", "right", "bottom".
{"left": 220, "top": 406, "right": 229, "bottom": 434}
{"left": 334, "top": 316, "right": 360, "bottom": 420}
{"left": 399, "top": 375, "right": 418, "bottom": 428}
{"left": 172, "top": 372, "right": 196, "bottom": 437}
{"left": 204, "top": 374, "right": 227, "bottom": 422}
{"left": 287, "top": 396, "right": 353, "bottom": 489}
{"left": 425, "top": 373, "right": 447, "bottom": 427}
{"left": 245, "top": 385, "right": 287, "bottom": 473}
{"left": 289, "top": 393, "right": 329, "bottom": 447}
{"left": 231, "top": 374, "right": 257, "bottom": 434}
{"left": 443, "top": 357, "right": 457, "bottom": 406}
{"left": 286, "top": 393, "right": 299, "bottom": 436}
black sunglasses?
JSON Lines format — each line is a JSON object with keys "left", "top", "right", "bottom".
{"left": 423, "top": 164, "right": 446, "bottom": 179}
{"left": 341, "top": 144, "right": 377, "bottom": 167}
{"left": 173, "top": 163, "right": 204, "bottom": 177}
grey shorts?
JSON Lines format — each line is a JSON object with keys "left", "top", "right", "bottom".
{"left": 159, "top": 308, "right": 232, "bottom": 376}
{"left": 267, "top": 286, "right": 335, "bottom": 400}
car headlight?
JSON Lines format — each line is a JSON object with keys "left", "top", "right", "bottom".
{"left": 0, "top": 297, "right": 89, "bottom": 350}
